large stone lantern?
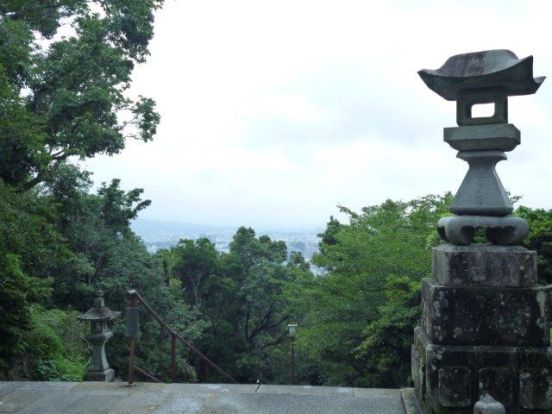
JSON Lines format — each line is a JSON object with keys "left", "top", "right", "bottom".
{"left": 411, "top": 50, "right": 552, "bottom": 413}
{"left": 77, "top": 289, "right": 120, "bottom": 381}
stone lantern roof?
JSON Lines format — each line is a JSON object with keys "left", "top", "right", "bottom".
{"left": 418, "top": 49, "right": 545, "bottom": 101}
{"left": 77, "top": 289, "right": 121, "bottom": 321}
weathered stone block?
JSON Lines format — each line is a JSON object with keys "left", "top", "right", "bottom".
{"left": 421, "top": 279, "right": 550, "bottom": 346}
{"left": 438, "top": 367, "right": 471, "bottom": 407}
{"left": 479, "top": 368, "right": 513, "bottom": 407}
{"left": 432, "top": 244, "right": 537, "bottom": 287}
{"left": 412, "top": 327, "right": 552, "bottom": 414}
{"left": 519, "top": 369, "right": 552, "bottom": 410}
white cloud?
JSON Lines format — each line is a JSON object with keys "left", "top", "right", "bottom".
{"left": 247, "top": 93, "right": 324, "bottom": 122}
{"left": 84, "top": 0, "right": 552, "bottom": 228}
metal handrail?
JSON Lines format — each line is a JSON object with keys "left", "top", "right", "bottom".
{"left": 126, "top": 289, "right": 239, "bottom": 385}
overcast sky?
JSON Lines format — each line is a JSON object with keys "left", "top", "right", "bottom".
{"left": 82, "top": 0, "right": 552, "bottom": 229}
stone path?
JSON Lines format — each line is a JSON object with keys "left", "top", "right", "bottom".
{"left": 0, "top": 381, "right": 405, "bottom": 413}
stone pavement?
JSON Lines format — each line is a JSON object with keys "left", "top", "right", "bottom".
{"left": 0, "top": 381, "right": 406, "bottom": 414}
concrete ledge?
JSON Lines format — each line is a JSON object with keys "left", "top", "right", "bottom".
{"left": 0, "top": 381, "right": 406, "bottom": 413}
{"left": 400, "top": 388, "right": 422, "bottom": 414}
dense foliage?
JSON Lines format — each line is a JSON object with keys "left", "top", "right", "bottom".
{"left": 1, "top": 0, "right": 161, "bottom": 190}
{"left": 0, "top": 0, "right": 181, "bottom": 379}
{"left": 517, "top": 206, "right": 552, "bottom": 284}
{"left": 285, "top": 195, "right": 451, "bottom": 387}
{"left": 156, "top": 228, "right": 312, "bottom": 383}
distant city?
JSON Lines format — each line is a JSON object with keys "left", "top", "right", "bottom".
{"left": 132, "top": 218, "right": 323, "bottom": 260}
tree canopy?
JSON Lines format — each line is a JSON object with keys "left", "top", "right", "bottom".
{"left": 156, "top": 228, "right": 311, "bottom": 383}
{"left": 1, "top": 0, "right": 161, "bottom": 189}
{"left": 0, "top": 0, "right": 172, "bottom": 379}
{"left": 286, "top": 194, "right": 451, "bottom": 387}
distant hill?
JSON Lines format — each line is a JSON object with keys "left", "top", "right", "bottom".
{"left": 132, "top": 218, "right": 238, "bottom": 242}
{"left": 132, "top": 218, "right": 322, "bottom": 258}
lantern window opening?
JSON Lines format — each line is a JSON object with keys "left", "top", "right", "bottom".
{"left": 470, "top": 102, "right": 496, "bottom": 119}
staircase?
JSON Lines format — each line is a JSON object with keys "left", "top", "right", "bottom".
{"left": 126, "top": 289, "right": 238, "bottom": 385}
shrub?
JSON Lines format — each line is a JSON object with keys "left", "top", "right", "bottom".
{"left": 27, "top": 306, "right": 89, "bottom": 381}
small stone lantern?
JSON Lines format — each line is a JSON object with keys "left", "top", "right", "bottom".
{"left": 77, "top": 289, "right": 120, "bottom": 381}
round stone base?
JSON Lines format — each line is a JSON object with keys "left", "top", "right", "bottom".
{"left": 437, "top": 215, "right": 529, "bottom": 245}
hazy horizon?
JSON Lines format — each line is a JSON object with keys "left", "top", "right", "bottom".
{"left": 132, "top": 216, "right": 324, "bottom": 233}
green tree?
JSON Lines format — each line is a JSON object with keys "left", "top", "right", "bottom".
{"left": 0, "top": 0, "right": 179, "bottom": 380}
{"left": 171, "top": 238, "right": 221, "bottom": 307}
{"left": 0, "top": 180, "right": 63, "bottom": 373}
{"left": 291, "top": 194, "right": 451, "bottom": 387}
{"left": 222, "top": 228, "right": 294, "bottom": 381}
{"left": 43, "top": 169, "right": 206, "bottom": 379}
{"left": 1, "top": 0, "right": 162, "bottom": 189}
{"left": 516, "top": 206, "right": 552, "bottom": 284}
{"left": 160, "top": 227, "right": 309, "bottom": 383}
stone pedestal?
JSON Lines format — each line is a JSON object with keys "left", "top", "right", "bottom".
{"left": 85, "top": 327, "right": 115, "bottom": 382}
{"left": 412, "top": 245, "right": 552, "bottom": 413}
